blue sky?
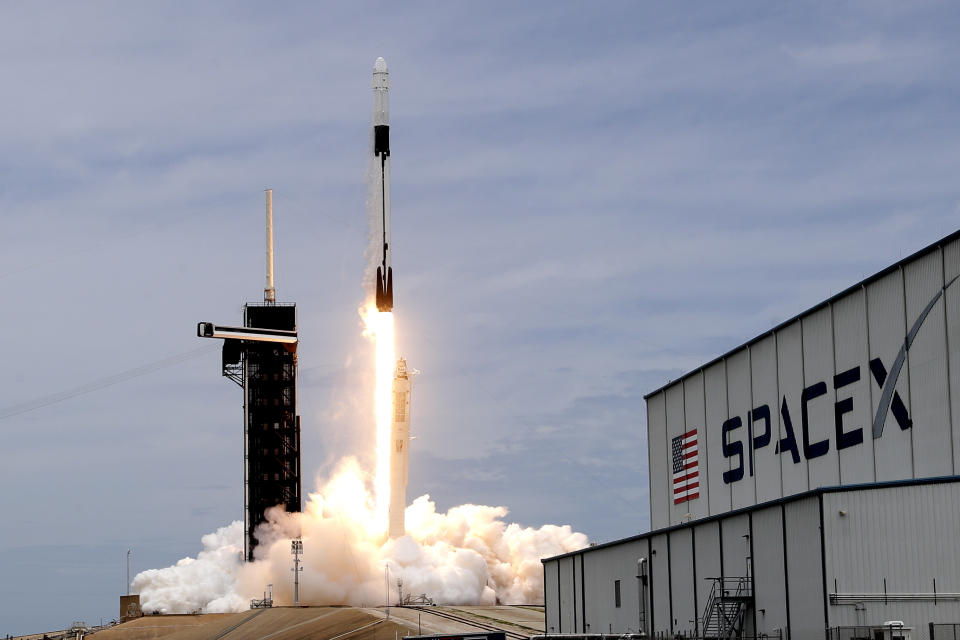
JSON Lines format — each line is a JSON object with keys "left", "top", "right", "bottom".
{"left": 2, "top": 1, "right": 960, "bottom": 633}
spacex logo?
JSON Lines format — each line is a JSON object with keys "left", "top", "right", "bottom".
{"left": 871, "top": 274, "right": 958, "bottom": 438}
{"left": 684, "top": 274, "right": 960, "bottom": 489}
{"left": 719, "top": 352, "right": 912, "bottom": 485}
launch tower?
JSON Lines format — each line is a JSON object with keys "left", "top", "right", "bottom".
{"left": 198, "top": 190, "right": 302, "bottom": 561}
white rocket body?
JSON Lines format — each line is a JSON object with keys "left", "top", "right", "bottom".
{"left": 372, "top": 57, "right": 393, "bottom": 312}
{"left": 389, "top": 358, "right": 411, "bottom": 538}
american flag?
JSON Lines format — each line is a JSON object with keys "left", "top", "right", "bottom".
{"left": 672, "top": 429, "right": 699, "bottom": 505}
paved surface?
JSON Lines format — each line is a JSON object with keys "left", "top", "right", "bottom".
{"left": 443, "top": 606, "right": 544, "bottom": 634}
{"left": 370, "top": 606, "right": 544, "bottom": 638}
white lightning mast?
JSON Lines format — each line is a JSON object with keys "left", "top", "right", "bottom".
{"left": 265, "top": 189, "right": 275, "bottom": 303}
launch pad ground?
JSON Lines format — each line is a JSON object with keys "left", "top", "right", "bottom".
{"left": 21, "top": 606, "right": 544, "bottom": 640}
{"left": 373, "top": 605, "right": 544, "bottom": 638}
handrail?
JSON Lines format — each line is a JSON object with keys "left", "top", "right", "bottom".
{"left": 701, "top": 576, "right": 753, "bottom": 638}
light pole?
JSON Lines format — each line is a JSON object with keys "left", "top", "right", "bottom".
{"left": 291, "top": 539, "right": 303, "bottom": 606}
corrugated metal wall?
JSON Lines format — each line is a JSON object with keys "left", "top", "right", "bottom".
{"left": 557, "top": 555, "right": 576, "bottom": 632}
{"left": 728, "top": 350, "right": 755, "bottom": 511}
{"left": 648, "top": 235, "right": 960, "bottom": 529}
{"left": 650, "top": 533, "right": 670, "bottom": 635}
{"left": 906, "top": 251, "right": 952, "bottom": 476}
{"left": 784, "top": 496, "right": 826, "bottom": 639}
{"left": 752, "top": 334, "right": 783, "bottom": 503}
{"left": 945, "top": 241, "right": 960, "bottom": 473}
{"left": 648, "top": 392, "right": 669, "bottom": 531}
{"left": 868, "top": 267, "right": 913, "bottom": 482}
{"left": 669, "top": 528, "right": 696, "bottom": 636}
{"left": 685, "top": 372, "right": 710, "bottom": 510}
{"left": 544, "top": 558, "right": 560, "bottom": 632}
{"left": 833, "top": 287, "right": 873, "bottom": 486}
{"left": 721, "top": 513, "right": 751, "bottom": 585}
{"left": 705, "top": 362, "right": 730, "bottom": 518}
{"left": 752, "top": 506, "right": 788, "bottom": 635}
{"left": 545, "top": 481, "right": 960, "bottom": 638}
{"left": 580, "top": 540, "right": 648, "bottom": 634}
{"left": 824, "top": 483, "right": 960, "bottom": 593}
{"left": 543, "top": 490, "right": 854, "bottom": 639}
{"left": 822, "top": 483, "right": 960, "bottom": 640}
{"left": 693, "top": 521, "right": 721, "bottom": 633}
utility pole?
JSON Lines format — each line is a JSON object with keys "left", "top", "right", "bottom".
{"left": 291, "top": 539, "right": 303, "bottom": 606}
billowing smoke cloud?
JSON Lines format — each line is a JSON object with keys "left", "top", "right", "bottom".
{"left": 134, "top": 458, "right": 587, "bottom": 612}
{"left": 132, "top": 522, "right": 247, "bottom": 613}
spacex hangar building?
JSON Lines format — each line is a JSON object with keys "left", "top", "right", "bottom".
{"left": 543, "top": 231, "right": 960, "bottom": 640}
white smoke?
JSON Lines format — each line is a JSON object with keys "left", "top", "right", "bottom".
{"left": 134, "top": 458, "right": 587, "bottom": 612}
{"left": 132, "top": 522, "right": 247, "bottom": 614}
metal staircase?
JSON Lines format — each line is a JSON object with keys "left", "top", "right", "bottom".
{"left": 700, "top": 577, "right": 753, "bottom": 639}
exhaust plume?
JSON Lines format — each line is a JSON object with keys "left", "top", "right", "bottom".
{"left": 134, "top": 458, "right": 587, "bottom": 611}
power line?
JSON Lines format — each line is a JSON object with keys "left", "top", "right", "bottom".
{"left": 0, "top": 344, "right": 219, "bottom": 421}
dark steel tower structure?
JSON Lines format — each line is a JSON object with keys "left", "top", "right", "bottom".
{"left": 199, "top": 190, "right": 302, "bottom": 561}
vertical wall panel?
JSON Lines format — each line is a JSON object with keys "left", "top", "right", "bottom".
{"left": 650, "top": 534, "right": 671, "bottom": 637}
{"left": 784, "top": 496, "right": 826, "bottom": 639}
{"left": 544, "top": 560, "right": 560, "bottom": 633}
{"left": 668, "top": 529, "right": 696, "bottom": 636}
{"left": 684, "top": 372, "right": 709, "bottom": 520}
{"left": 727, "top": 351, "right": 755, "bottom": 509}
{"left": 647, "top": 392, "right": 669, "bottom": 530}
{"left": 751, "top": 507, "right": 788, "bottom": 636}
{"left": 867, "top": 269, "right": 914, "bottom": 481}
{"left": 693, "top": 521, "right": 721, "bottom": 632}
{"left": 824, "top": 483, "right": 960, "bottom": 597}
{"left": 944, "top": 237, "right": 960, "bottom": 475}
{"left": 750, "top": 334, "right": 783, "bottom": 502}
{"left": 777, "top": 321, "right": 809, "bottom": 494}
{"left": 832, "top": 288, "right": 875, "bottom": 485}
{"left": 905, "top": 250, "right": 952, "bottom": 477}
{"left": 705, "top": 362, "right": 731, "bottom": 516}
{"left": 803, "top": 306, "right": 840, "bottom": 488}
{"left": 572, "top": 552, "right": 582, "bottom": 632}
{"left": 558, "top": 556, "right": 576, "bottom": 632}
{"left": 720, "top": 513, "right": 751, "bottom": 579}
{"left": 667, "top": 383, "right": 690, "bottom": 525}
{"left": 582, "top": 541, "right": 648, "bottom": 634}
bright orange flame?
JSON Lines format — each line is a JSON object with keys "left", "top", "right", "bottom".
{"left": 361, "top": 302, "right": 394, "bottom": 531}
